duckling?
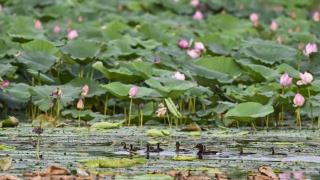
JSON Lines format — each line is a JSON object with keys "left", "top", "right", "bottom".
{"left": 129, "top": 144, "right": 140, "bottom": 152}
{"left": 239, "top": 146, "right": 256, "bottom": 155}
{"left": 175, "top": 142, "right": 188, "bottom": 153}
{"left": 271, "top": 147, "right": 287, "bottom": 156}
{"left": 195, "top": 143, "right": 218, "bottom": 156}
{"left": 156, "top": 143, "right": 164, "bottom": 152}
{"left": 121, "top": 142, "right": 129, "bottom": 150}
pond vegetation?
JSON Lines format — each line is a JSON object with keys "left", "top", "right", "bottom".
{"left": 0, "top": 0, "right": 320, "bottom": 179}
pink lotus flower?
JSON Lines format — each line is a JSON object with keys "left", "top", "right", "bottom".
{"left": 178, "top": 39, "right": 189, "bottom": 49}
{"left": 313, "top": 11, "right": 320, "bottom": 22}
{"left": 250, "top": 12, "right": 259, "bottom": 26}
{"left": 194, "top": 42, "right": 205, "bottom": 52}
{"left": 193, "top": 11, "right": 203, "bottom": 21}
{"left": 77, "top": 98, "right": 84, "bottom": 109}
{"left": 173, "top": 71, "right": 185, "bottom": 80}
{"left": 187, "top": 49, "right": 201, "bottom": 59}
{"left": 34, "top": 20, "right": 43, "bottom": 30}
{"left": 270, "top": 20, "right": 278, "bottom": 31}
{"left": 129, "top": 85, "right": 139, "bottom": 98}
{"left": 280, "top": 73, "right": 292, "bottom": 87}
{"left": 53, "top": 25, "right": 61, "bottom": 33}
{"left": 51, "top": 88, "right": 62, "bottom": 98}
{"left": 190, "top": 0, "right": 200, "bottom": 7}
{"left": 293, "top": 93, "right": 305, "bottom": 107}
{"left": 303, "top": 43, "right": 318, "bottom": 56}
{"left": 278, "top": 172, "right": 291, "bottom": 180}
{"left": 0, "top": 80, "right": 9, "bottom": 89}
{"left": 81, "top": 84, "right": 89, "bottom": 96}
{"left": 154, "top": 56, "right": 161, "bottom": 64}
{"left": 67, "top": 30, "right": 78, "bottom": 40}
{"left": 297, "top": 72, "right": 313, "bottom": 86}
{"left": 293, "top": 171, "right": 305, "bottom": 179}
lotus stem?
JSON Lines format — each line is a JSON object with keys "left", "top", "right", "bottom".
{"left": 56, "top": 100, "right": 60, "bottom": 119}
{"left": 307, "top": 87, "right": 313, "bottom": 124}
{"left": 78, "top": 110, "right": 81, "bottom": 128}
{"left": 79, "top": 65, "right": 84, "bottom": 78}
{"left": 193, "top": 97, "right": 196, "bottom": 113}
{"left": 128, "top": 98, "right": 133, "bottom": 126}
{"left": 296, "top": 108, "right": 301, "bottom": 130}
{"left": 104, "top": 95, "right": 108, "bottom": 115}
{"left": 140, "top": 110, "right": 143, "bottom": 127}
{"left": 251, "top": 122, "right": 256, "bottom": 133}
{"left": 167, "top": 114, "right": 171, "bottom": 128}
{"left": 36, "top": 134, "right": 40, "bottom": 160}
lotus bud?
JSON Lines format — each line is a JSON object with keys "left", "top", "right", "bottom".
{"left": 190, "top": 0, "right": 200, "bottom": 7}
{"left": 194, "top": 42, "right": 205, "bottom": 52}
{"left": 187, "top": 49, "right": 201, "bottom": 59}
{"left": 81, "top": 84, "right": 89, "bottom": 96}
{"left": 297, "top": 72, "right": 313, "bottom": 86}
{"left": 129, "top": 85, "right": 139, "bottom": 98}
{"left": 280, "top": 73, "right": 292, "bottom": 87}
{"left": 270, "top": 20, "right": 278, "bottom": 31}
{"left": 250, "top": 13, "right": 259, "bottom": 26}
{"left": 173, "top": 71, "right": 185, "bottom": 80}
{"left": 0, "top": 4, "right": 3, "bottom": 12}
{"left": 77, "top": 98, "right": 84, "bottom": 110}
{"left": 193, "top": 11, "right": 203, "bottom": 21}
{"left": 178, "top": 39, "right": 189, "bottom": 49}
{"left": 303, "top": 43, "right": 318, "bottom": 56}
{"left": 53, "top": 25, "right": 61, "bottom": 33}
{"left": 34, "top": 20, "right": 43, "bottom": 30}
{"left": 293, "top": 93, "right": 305, "bottom": 107}
{"left": 0, "top": 80, "right": 9, "bottom": 89}
{"left": 154, "top": 56, "right": 161, "bottom": 64}
{"left": 313, "top": 11, "right": 320, "bottom": 22}
{"left": 67, "top": 29, "right": 78, "bottom": 40}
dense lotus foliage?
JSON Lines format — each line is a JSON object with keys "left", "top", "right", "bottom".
{"left": 0, "top": 0, "right": 320, "bottom": 130}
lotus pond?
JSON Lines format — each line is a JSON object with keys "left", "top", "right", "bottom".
{"left": 0, "top": 0, "right": 320, "bottom": 179}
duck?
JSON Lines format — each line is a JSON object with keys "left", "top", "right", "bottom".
{"left": 121, "top": 142, "right": 129, "bottom": 150}
{"left": 195, "top": 143, "right": 218, "bottom": 156}
{"left": 175, "top": 142, "right": 188, "bottom": 153}
{"left": 129, "top": 144, "right": 140, "bottom": 152}
{"left": 271, "top": 147, "right": 287, "bottom": 156}
{"left": 239, "top": 146, "right": 256, "bottom": 155}
{"left": 146, "top": 143, "right": 163, "bottom": 153}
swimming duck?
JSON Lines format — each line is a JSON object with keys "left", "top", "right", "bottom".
{"left": 121, "top": 142, "right": 129, "bottom": 150}
{"left": 271, "top": 147, "right": 287, "bottom": 156}
{"left": 195, "top": 143, "right": 218, "bottom": 156}
{"left": 175, "top": 142, "right": 188, "bottom": 153}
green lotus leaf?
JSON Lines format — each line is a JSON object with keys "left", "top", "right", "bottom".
{"left": 225, "top": 102, "right": 274, "bottom": 123}
{"left": 241, "top": 39, "right": 299, "bottom": 64}
{"left": 22, "top": 39, "right": 59, "bottom": 55}
{"left": 61, "top": 39, "right": 101, "bottom": 64}
{"left": 196, "top": 56, "right": 242, "bottom": 77}
{"left": 67, "top": 78, "right": 105, "bottom": 97}
{"left": 101, "top": 82, "right": 162, "bottom": 99}
{"left": 145, "top": 77, "right": 196, "bottom": 98}
{"left": 30, "top": 85, "right": 81, "bottom": 111}
{"left": 16, "top": 52, "right": 57, "bottom": 73}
